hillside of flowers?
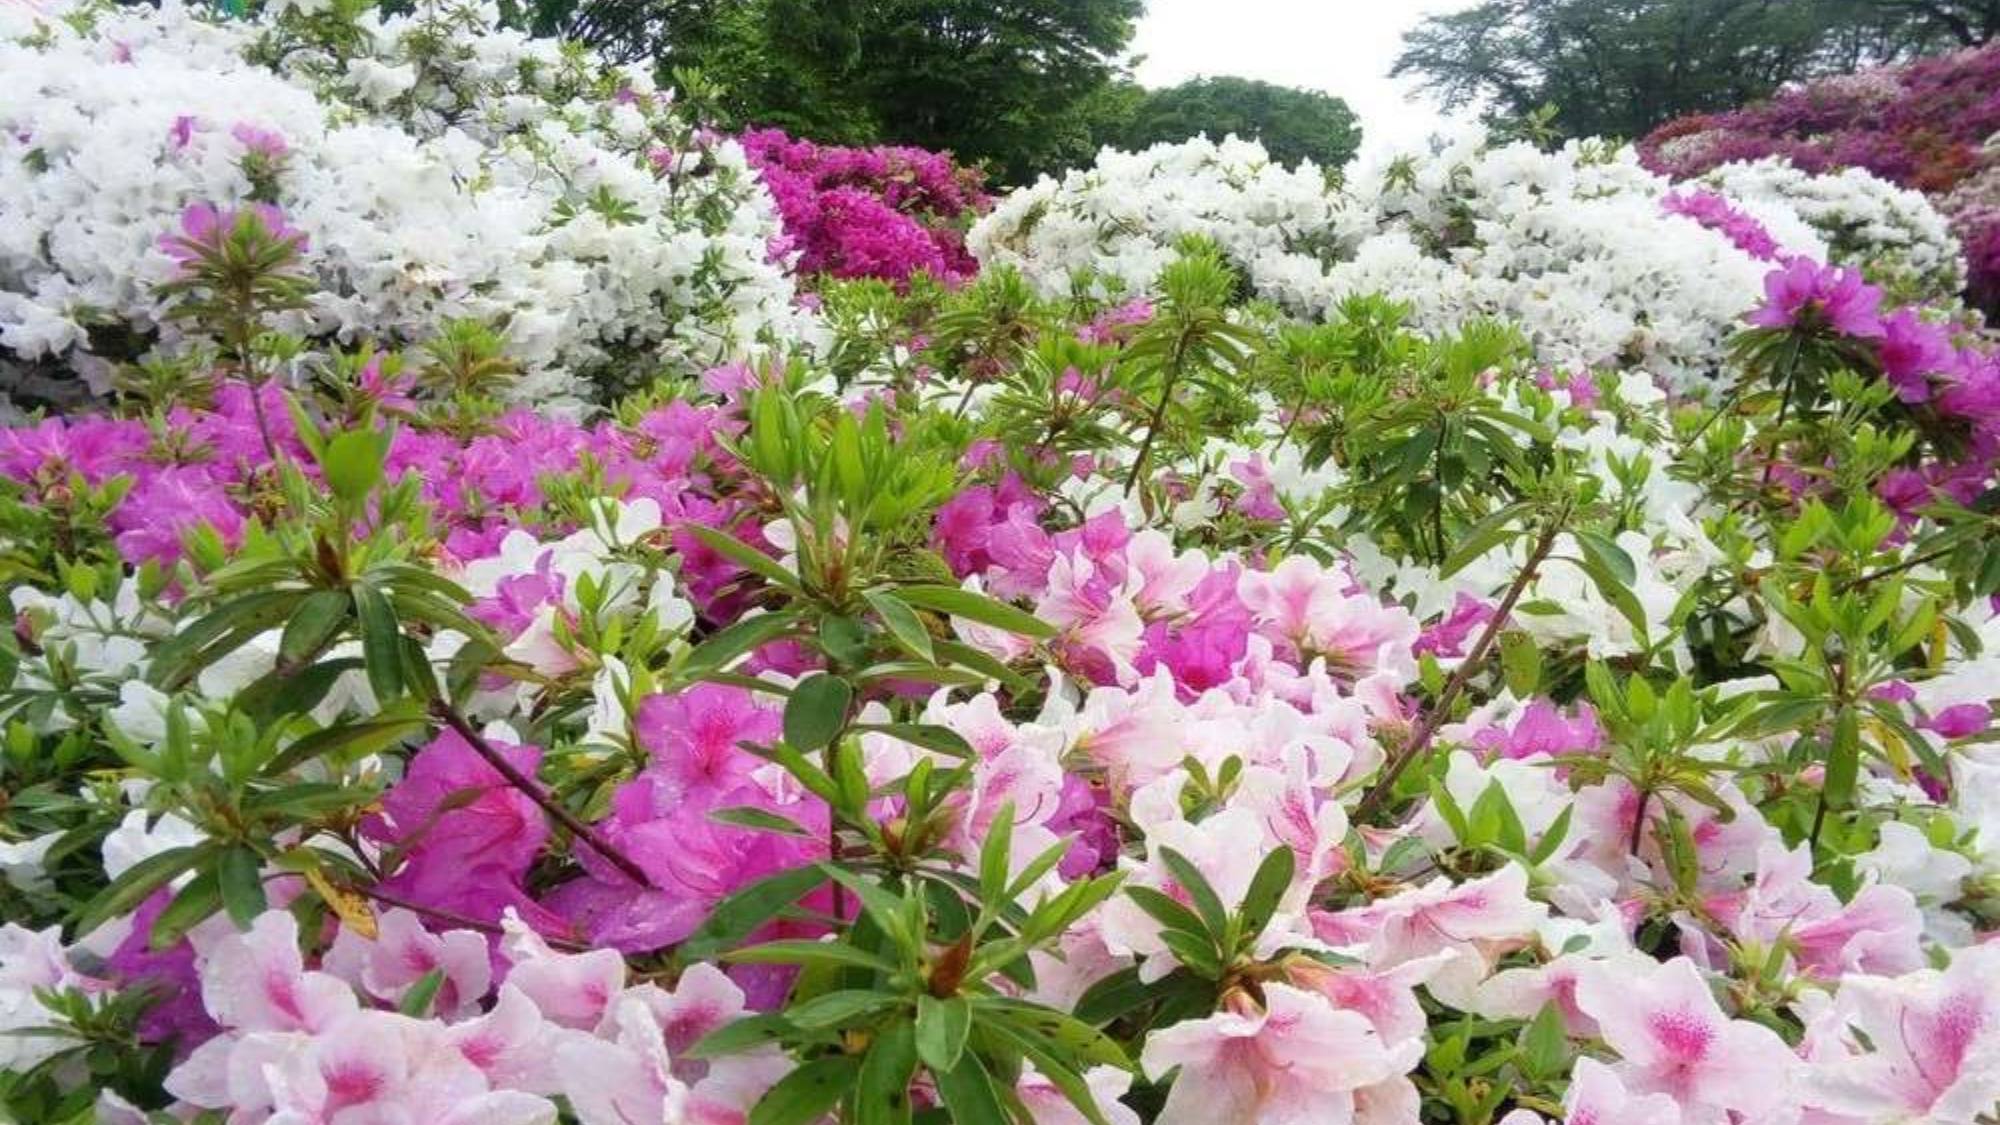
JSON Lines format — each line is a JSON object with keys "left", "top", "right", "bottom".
{"left": 1640, "top": 41, "right": 2000, "bottom": 313}
{"left": 3, "top": 3, "right": 2000, "bottom": 1125}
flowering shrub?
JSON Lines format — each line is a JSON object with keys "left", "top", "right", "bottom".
{"left": 3, "top": 8, "right": 2000, "bottom": 1125}
{"left": 741, "top": 128, "right": 989, "bottom": 287}
{"left": 970, "top": 130, "right": 1980, "bottom": 395}
{"left": 1641, "top": 42, "right": 2000, "bottom": 311}
{"left": 0, "top": 0, "right": 813, "bottom": 407}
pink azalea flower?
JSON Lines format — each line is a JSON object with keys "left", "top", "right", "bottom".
{"left": 633, "top": 683, "right": 780, "bottom": 801}
{"left": 229, "top": 121, "right": 288, "bottom": 159}
{"left": 1876, "top": 308, "right": 1955, "bottom": 403}
{"left": 1573, "top": 956, "right": 1800, "bottom": 1122}
{"left": 1800, "top": 943, "right": 2000, "bottom": 1123}
{"left": 499, "top": 913, "right": 628, "bottom": 1031}
{"left": 362, "top": 731, "right": 552, "bottom": 927}
{"left": 198, "top": 911, "right": 355, "bottom": 1035}
{"left": 556, "top": 994, "right": 693, "bottom": 1125}
{"left": 1140, "top": 983, "right": 1423, "bottom": 1125}
{"left": 1319, "top": 863, "right": 1547, "bottom": 971}
{"left": 1562, "top": 1056, "right": 1684, "bottom": 1125}
{"left": 260, "top": 1009, "right": 555, "bottom": 1125}
{"left": 1238, "top": 556, "right": 1418, "bottom": 679}
{"left": 322, "top": 908, "right": 493, "bottom": 1019}
{"left": 1746, "top": 257, "right": 1886, "bottom": 338}
{"left": 1920, "top": 701, "right": 1992, "bottom": 739}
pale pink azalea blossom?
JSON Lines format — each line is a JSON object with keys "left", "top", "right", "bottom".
{"left": 555, "top": 994, "right": 692, "bottom": 1125}
{"left": 1573, "top": 956, "right": 1801, "bottom": 1124}
{"left": 1140, "top": 983, "right": 1423, "bottom": 1125}
{"left": 1797, "top": 944, "right": 2000, "bottom": 1124}
{"left": 500, "top": 911, "right": 628, "bottom": 1030}
{"left": 259, "top": 1009, "right": 556, "bottom": 1125}
{"left": 323, "top": 908, "right": 493, "bottom": 1019}
{"left": 1562, "top": 1056, "right": 1684, "bottom": 1125}
{"left": 200, "top": 912, "right": 356, "bottom": 1035}
{"left": 1316, "top": 863, "right": 1547, "bottom": 985}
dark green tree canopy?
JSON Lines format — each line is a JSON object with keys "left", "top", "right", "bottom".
{"left": 549, "top": 0, "right": 1143, "bottom": 183}
{"left": 1109, "top": 76, "right": 1362, "bottom": 169}
{"left": 1393, "top": 0, "right": 2000, "bottom": 141}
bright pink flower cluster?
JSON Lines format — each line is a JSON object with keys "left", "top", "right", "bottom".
{"left": 1661, "top": 189, "right": 1784, "bottom": 261}
{"left": 739, "top": 128, "right": 989, "bottom": 286}
{"left": 0, "top": 383, "right": 756, "bottom": 591}
{"left": 1642, "top": 42, "right": 2000, "bottom": 308}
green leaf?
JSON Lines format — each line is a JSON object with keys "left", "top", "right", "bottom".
{"left": 321, "top": 427, "right": 391, "bottom": 505}
{"left": 685, "top": 610, "right": 801, "bottom": 677}
{"left": 1441, "top": 502, "right": 1528, "bottom": 577}
{"left": 977, "top": 999, "right": 1133, "bottom": 1071}
{"left": 748, "top": 1056, "right": 860, "bottom": 1125}
{"left": 1072, "top": 966, "right": 1150, "bottom": 1027}
{"left": 893, "top": 584, "right": 1055, "bottom": 640}
{"left": 708, "top": 806, "right": 817, "bottom": 838}
{"left": 1125, "top": 886, "right": 1210, "bottom": 945}
{"left": 931, "top": 1052, "right": 1008, "bottom": 1125}
{"left": 819, "top": 866, "right": 914, "bottom": 946}
{"left": 1528, "top": 804, "right": 1575, "bottom": 866}
{"left": 682, "top": 865, "right": 827, "bottom": 960}
{"left": 1576, "top": 529, "right": 1637, "bottom": 586}
{"left": 975, "top": 1018, "right": 1115, "bottom": 1125}
{"left": 725, "top": 939, "right": 897, "bottom": 974}
{"left": 264, "top": 710, "right": 427, "bottom": 775}
{"left": 914, "top": 994, "right": 971, "bottom": 1073}
{"left": 1569, "top": 554, "right": 1650, "bottom": 642}
{"left": 217, "top": 845, "right": 267, "bottom": 928}
{"left": 784, "top": 674, "right": 853, "bottom": 751}
{"left": 1157, "top": 848, "right": 1228, "bottom": 938}
{"left": 1517, "top": 1002, "right": 1569, "bottom": 1078}
{"left": 74, "top": 845, "right": 206, "bottom": 935}
{"left": 148, "top": 590, "right": 306, "bottom": 689}
{"left": 687, "top": 524, "right": 803, "bottom": 594}
{"left": 351, "top": 581, "right": 403, "bottom": 703}
{"left": 852, "top": 723, "right": 974, "bottom": 759}
{"left": 1824, "top": 707, "right": 1861, "bottom": 811}
{"left": 787, "top": 989, "right": 899, "bottom": 1030}
{"left": 1498, "top": 630, "right": 1541, "bottom": 698}
{"left": 398, "top": 968, "right": 446, "bottom": 1017}
{"left": 856, "top": 1018, "right": 919, "bottom": 1125}
{"left": 863, "top": 589, "right": 935, "bottom": 663}
{"left": 278, "top": 590, "right": 352, "bottom": 667}
{"left": 148, "top": 869, "right": 222, "bottom": 950}
{"left": 979, "top": 801, "right": 1016, "bottom": 904}
{"left": 1235, "top": 845, "right": 1296, "bottom": 946}
{"left": 688, "top": 1013, "right": 796, "bottom": 1058}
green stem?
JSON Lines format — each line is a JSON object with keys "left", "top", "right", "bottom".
{"left": 432, "top": 701, "right": 656, "bottom": 889}
{"left": 1354, "top": 515, "right": 1565, "bottom": 822}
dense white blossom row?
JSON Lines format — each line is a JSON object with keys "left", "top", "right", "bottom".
{"left": 0, "top": 0, "right": 815, "bottom": 406}
{"left": 971, "top": 132, "right": 1962, "bottom": 393}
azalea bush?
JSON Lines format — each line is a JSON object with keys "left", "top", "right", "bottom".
{"left": 970, "top": 130, "right": 1976, "bottom": 396}
{"left": 4, "top": 4, "right": 2000, "bottom": 1125}
{"left": 0, "top": 0, "right": 812, "bottom": 409}
{"left": 1641, "top": 41, "right": 2000, "bottom": 312}
{"left": 739, "top": 128, "right": 989, "bottom": 288}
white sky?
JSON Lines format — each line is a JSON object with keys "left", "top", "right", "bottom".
{"left": 1127, "top": 0, "right": 1480, "bottom": 155}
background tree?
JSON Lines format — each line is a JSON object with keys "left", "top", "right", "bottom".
{"left": 1106, "top": 76, "right": 1363, "bottom": 169}
{"left": 1393, "top": 0, "right": 1998, "bottom": 142}
{"left": 546, "top": 0, "right": 1143, "bottom": 183}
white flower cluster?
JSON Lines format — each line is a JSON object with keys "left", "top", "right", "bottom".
{"left": 973, "top": 131, "right": 1962, "bottom": 393}
{"left": 1697, "top": 157, "right": 1966, "bottom": 301}
{"left": 0, "top": 0, "right": 815, "bottom": 406}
